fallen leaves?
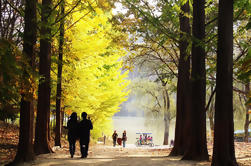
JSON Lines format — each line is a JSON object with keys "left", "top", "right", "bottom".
{"left": 0, "top": 121, "right": 19, "bottom": 165}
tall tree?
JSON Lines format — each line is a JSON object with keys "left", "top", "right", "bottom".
{"left": 182, "top": 0, "right": 209, "bottom": 160}
{"left": 212, "top": 0, "right": 237, "bottom": 165}
{"left": 9, "top": 0, "right": 37, "bottom": 164}
{"left": 34, "top": 0, "right": 53, "bottom": 154}
{"left": 169, "top": 0, "right": 191, "bottom": 156}
{"left": 244, "top": 82, "right": 250, "bottom": 142}
{"left": 154, "top": 71, "right": 172, "bottom": 145}
{"left": 55, "top": 0, "right": 65, "bottom": 147}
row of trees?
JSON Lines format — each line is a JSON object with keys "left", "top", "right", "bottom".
{"left": 0, "top": 0, "right": 130, "bottom": 165}
{"left": 116, "top": 0, "right": 250, "bottom": 165}
{"left": 1, "top": 0, "right": 250, "bottom": 165}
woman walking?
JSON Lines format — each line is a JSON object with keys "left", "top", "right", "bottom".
{"left": 67, "top": 112, "right": 78, "bottom": 158}
{"left": 122, "top": 130, "right": 127, "bottom": 147}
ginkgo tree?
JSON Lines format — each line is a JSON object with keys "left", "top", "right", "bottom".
{"left": 52, "top": 6, "right": 130, "bottom": 139}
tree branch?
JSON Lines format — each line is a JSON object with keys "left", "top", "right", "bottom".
{"left": 205, "top": 17, "right": 217, "bottom": 27}
{"left": 52, "top": 0, "right": 82, "bottom": 26}
{"left": 233, "top": 87, "right": 247, "bottom": 95}
{"left": 6, "top": 0, "right": 22, "bottom": 15}
{"left": 205, "top": 87, "right": 216, "bottom": 112}
{"left": 65, "top": 10, "right": 92, "bottom": 31}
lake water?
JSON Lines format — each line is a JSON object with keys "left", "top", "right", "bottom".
{"left": 112, "top": 116, "right": 250, "bottom": 145}
{"left": 112, "top": 116, "right": 175, "bottom": 145}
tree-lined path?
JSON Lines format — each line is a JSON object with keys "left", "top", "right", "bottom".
{"left": 0, "top": 0, "right": 250, "bottom": 166}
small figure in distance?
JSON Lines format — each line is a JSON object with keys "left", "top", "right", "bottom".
{"left": 170, "top": 139, "right": 174, "bottom": 147}
{"left": 122, "top": 130, "right": 127, "bottom": 148}
{"left": 139, "top": 135, "right": 143, "bottom": 145}
{"left": 67, "top": 112, "right": 78, "bottom": 158}
{"left": 147, "top": 136, "right": 150, "bottom": 143}
{"left": 104, "top": 135, "right": 106, "bottom": 145}
{"left": 112, "top": 130, "right": 118, "bottom": 147}
{"left": 79, "top": 112, "right": 93, "bottom": 158}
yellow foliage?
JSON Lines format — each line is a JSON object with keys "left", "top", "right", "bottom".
{"left": 59, "top": 2, "right": 130, "bottom": 140}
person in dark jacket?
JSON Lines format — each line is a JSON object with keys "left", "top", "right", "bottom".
{"left": 79, "top": 112, "right": 93, "bottom": 158}
{"left": 112, "top": 130, "right": 118, "bottom": 147}
{"left": 67, "top": 112, "right": 78, "bottom": 158}
{"left": 122, "top": 130, "right": 127, "bottom": 147}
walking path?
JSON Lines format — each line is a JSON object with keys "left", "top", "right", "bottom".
{"left": 30, "top": 144, "right": 211, "bottom": 166}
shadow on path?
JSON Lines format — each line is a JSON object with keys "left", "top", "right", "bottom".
{"left": 32, "top": 155, "right": 211, "bottom": 166}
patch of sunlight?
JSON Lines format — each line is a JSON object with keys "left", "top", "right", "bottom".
{"left": 166, "top": 157, "right": 182, "bottom": 161}
{"left": 197, "top": 161, "right": 211, "bottom": 166}
{"left": 151, "top": 158, "right": 166, "bottom": 161}
{"left": 127, "top": 155, "right": 152, "bottom": 157}
{"left": 67, "top": 158, "right": 116, "bottom": 164}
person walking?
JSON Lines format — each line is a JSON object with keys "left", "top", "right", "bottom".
{"left": 67, "top": 112, "right": 78, "bottom": 158}
{"left": 122, "top": 130, "right": 127, "bottom": 148}
{"left": 79, "top": 112, "right": 93, "bottom": 158}
{"left": 112, "top": 130, "right": 118, "bottom": 147}
{"left": 104, "top": 135, "right": 106, "bottom": 145}
{"left": 139, "top": 135, "right": 143, "bottom": 145}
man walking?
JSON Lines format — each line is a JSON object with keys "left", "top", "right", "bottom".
{"left": 112, "top": 130, "right": 118, "bottom": 147}
{"left": 79, "top": 112, "right": 93, "bottom": 158}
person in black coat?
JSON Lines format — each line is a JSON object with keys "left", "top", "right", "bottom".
{"left": 67, "top": 112, "right": 78, "bottom": 158}
{"left": 112, "top": 130, "right": 118, "bottom": 147}
{"left": 122, "top": 130, "right": 127, "bottom": 147}
{"left": 79, "top": 112, "right": 93, "bottom": 158}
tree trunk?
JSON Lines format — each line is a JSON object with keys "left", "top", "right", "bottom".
{"left": 244, "top": 82, "right": 250, "bottom": 142}
{"left": 182, "top": 0, "right": 209, "bottom": 161}
{"left": 163, "top": 88, "right": 170, "bottom": 145}
{"left": 169, "top": 0, "right": 191, "bottom": 156}
{"left": 61, "top": 111, "right": 65, "bottom": 126}
{"left": 34, "top": 0, "right": 53, "bottom": 155}
{"left": 11, "top": 0, "right": 37, "bottom": 164}
{"left": 55, "top": 0, "right": 65, "bottom": 147}
{"left": 207, "top": 86, "right": 215, "bottom": 142}
{"left": 48, "top": 110, "right": 51, "bottom": 141}
{"left": 13, "top": 100, "right": 35, "bottom": 164}
{"left": 212, "top": 0, "right": 237, "bottom": 165}
{"left": 208, "top": 107, "right": 214, "bottom": 142}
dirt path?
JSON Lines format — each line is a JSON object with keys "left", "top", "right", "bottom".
{"left": 30, "top": 145, "right": 211, "bottom": 166}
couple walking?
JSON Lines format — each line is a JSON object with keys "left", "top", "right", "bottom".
{"left": 112, "top": 130, "right": 127, "bottom": 147}
{"left": 67, "top": 112, "right": 93, "bottom": 158}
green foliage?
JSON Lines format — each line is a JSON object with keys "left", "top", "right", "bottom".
{"left": 237, "top": 48, "right": 251, "bottom": 83}
{"left": 0, "top": 39, "right": 22, "bottom": 121}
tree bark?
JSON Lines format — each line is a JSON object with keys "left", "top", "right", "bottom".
{"left": 55, "top": 0, "right": 65, "bottom": 147}
{"left": 212, "top": 0, "right": 237, "bottom": 165}
{"left": 244, "top": 82, "right": 250, "bottom": 142}
{"left": 182, "top": 0, "right": 209, "bottom": 161}
{"left": 169, "top": 0, "right": 191, "bottom": 156}
{"left": 34, "top": 0, "right": 53, "bottom": 155}
{"left": 10, "top": 0, "right": 37, "bottom": 164}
